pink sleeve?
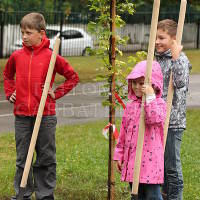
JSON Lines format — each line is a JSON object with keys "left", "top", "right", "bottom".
{"left": 144, "top": 98, "right": 166, "bottom": 125}
{"left": 113, "top": 109, "right": 127, "bottom": 162}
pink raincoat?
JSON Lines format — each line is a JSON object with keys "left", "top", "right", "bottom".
{"left": 113, "top": 60, "right": 166, "bottom": 184}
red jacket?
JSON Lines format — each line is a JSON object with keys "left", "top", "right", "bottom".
{"left": 3, "top": 37, "right": 79, "bottom": 116}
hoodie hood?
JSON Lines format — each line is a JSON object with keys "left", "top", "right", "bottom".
{"left": 23, "top": 35, "right": 50, "bottom": 54}
{"left": 126, "top": 60, "right": 163, "bottom": 100}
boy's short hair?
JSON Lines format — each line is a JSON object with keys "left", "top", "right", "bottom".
{"left": 20, "top": 12, "right": 46, "bottom": 32}
{"left": 157, "top": 19, "right": 177, "bottom": 37}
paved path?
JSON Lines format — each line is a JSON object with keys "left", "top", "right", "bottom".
{"left": 185, "top": 74, "right": 200, "bottom": 108}
{"left": 0, "top": 82, "right": 124, "bottom": 134}
{"left": 0, "top": 75, "right": 200, "bottom": 134}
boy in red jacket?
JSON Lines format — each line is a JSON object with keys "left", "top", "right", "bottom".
{"left": 3, "top": 12, "right": 79, "bottom": 200}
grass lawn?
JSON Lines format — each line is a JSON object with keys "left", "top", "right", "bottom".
{"left": 0, "top": 109, "right": 199, "bottom": 199}
{"left": 0, "top": 49, "right": 200, "bottom": 89}
{"left": 184, "top": 49, "right": 200, "bottom": 73}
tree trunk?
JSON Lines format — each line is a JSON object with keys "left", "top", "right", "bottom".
{"left": 108, "top": 0, "right": 116, "bottom": 200}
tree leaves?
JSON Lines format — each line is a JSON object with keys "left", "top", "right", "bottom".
{"left": 87, "top": 0, "right": 147, "bottom": 107}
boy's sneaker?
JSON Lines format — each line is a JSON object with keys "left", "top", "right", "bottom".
{"left": 10, "top": 196, "right": 31, "bottom": 200}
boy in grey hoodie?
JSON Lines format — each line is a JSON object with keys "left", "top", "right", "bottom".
{"left": 155, "top": 19, "right": 192, "bottom": 200}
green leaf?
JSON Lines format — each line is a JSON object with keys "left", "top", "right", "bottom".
{"left": 87, "top": 0, "right": 147, "bottom": 103}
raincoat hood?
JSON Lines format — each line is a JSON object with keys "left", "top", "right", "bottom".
{"left": 126, "top": 60, "right": 163, "bottom": 100}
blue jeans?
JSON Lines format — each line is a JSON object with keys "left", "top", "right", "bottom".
{"left": 130, "top": 183, "right": 163, "bottom": 200}
{"left": 162, "top": 128, "right": 184, "bottom": 200}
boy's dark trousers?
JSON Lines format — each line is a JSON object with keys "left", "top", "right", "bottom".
{"left": 14, "top": 115, "right": 57, "bottom": 200}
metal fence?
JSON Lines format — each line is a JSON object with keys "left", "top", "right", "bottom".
{"left": 0, "top": 11, "right": 96, "bottom": 57}
{"left": 0, "top": 11, "right": 200, "bottom": 58}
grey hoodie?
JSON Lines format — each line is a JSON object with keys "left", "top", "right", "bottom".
{"left": 155, "top": 49, "right": 192, "bottom": 129}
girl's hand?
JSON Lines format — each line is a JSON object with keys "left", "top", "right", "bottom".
{"left": 142, "top": 84, "right": 154, "bottom": 96}
{"left": 116, "top": 161, "right": 123, "bottom": 174}
{"left": 9, "top": 90, "right": 16, "bottom": 103}
{"left": 171, "top": 40, "right": 183, "bottom": 60}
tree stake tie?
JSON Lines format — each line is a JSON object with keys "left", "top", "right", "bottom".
{"left": 114, "top": 92, "right": 126, "bottom": 109}
{"left": 102, "top": 122, "right": 119, "bottom": 141}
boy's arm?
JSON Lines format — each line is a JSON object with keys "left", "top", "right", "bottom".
{"left": 53, "top": 55, "right": 79, "bottom": 100}
{"left": 171, "top": 41, "right": 191, "bottom": 89}
{"left": 3, "top": 55, "right": 16, "bottom": 100}
{"left": 171, "top": 54, "right": 191, "bottom": 89}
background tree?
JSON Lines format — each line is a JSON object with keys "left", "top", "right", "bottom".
{"left": 0, "top": 0, "right": 89, "bottom": 12}
{"left": 0, "top": 0, "right": 199, "bottom": 13}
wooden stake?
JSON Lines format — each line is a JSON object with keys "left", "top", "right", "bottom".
{"left": 17, "top": 38, "right": 60, "bottom": 199}
{"left": 131, "top": 0, "right": 160, "bottom": 196}
{"left": 164, "top": 0, "right": 187, "bottom": 148}
{"left": 108, "top": 0, "right": 116, "bottom": 199}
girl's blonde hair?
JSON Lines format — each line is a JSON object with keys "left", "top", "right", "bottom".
{"left": 157, "top": 19, "right": 177, "bottom": 37}
{"left": 20, "top": 12, "right": 46, "bottom": 32}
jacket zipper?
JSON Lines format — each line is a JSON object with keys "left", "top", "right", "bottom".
{"left": 28, "top": 50, "right": 33, "bottom": 115}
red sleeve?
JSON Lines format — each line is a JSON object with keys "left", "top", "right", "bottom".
{"left": 54, "top": 55, "right": 79, "bottom": 100}
{"left": 3, "top": 54, "right": 16, "bottom": 100}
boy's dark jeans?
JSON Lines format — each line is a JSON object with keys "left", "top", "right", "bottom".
{"left": 162, "top": 128, "right": 184, "bottom": 200}
{"left": 14, "top": 115, "right": 57, "bottom": 200}
{"left": 129, "top": 183, "right": 163, "bottom": 200}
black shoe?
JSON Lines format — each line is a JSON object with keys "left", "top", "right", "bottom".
{"left": 131, "top": 194, "right": 138, "bottom": 200}
{"left": 162, "top": 192, "right": 167, "bottom": 200}
{"left": 11, "top": 196, "right": 31, "bottom": 200}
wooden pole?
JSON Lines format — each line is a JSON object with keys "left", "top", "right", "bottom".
{"left": 108, "top": 0, "right": 116, "bottom": 199}
{"left": 163, "top": 0, "right": 187, "bottom": 148}
{"left": 17, "top": 38, "right": 60, "bottom": 199}
{"left": 131, "top": 0, "right": 160, "bottom": 197}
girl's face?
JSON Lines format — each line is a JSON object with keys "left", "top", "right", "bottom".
{"left": 21, "top": 27, "right": 45, "bottom": 47}
{"left": 156, "top": 29, "right": 175, "bottom": 53}
{"left": 131, "top": 77, "right": 145, "bottom": 98}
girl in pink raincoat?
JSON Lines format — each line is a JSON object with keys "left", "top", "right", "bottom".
{"left": 114, "top": 60, "right": 166, "bottom": 200}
